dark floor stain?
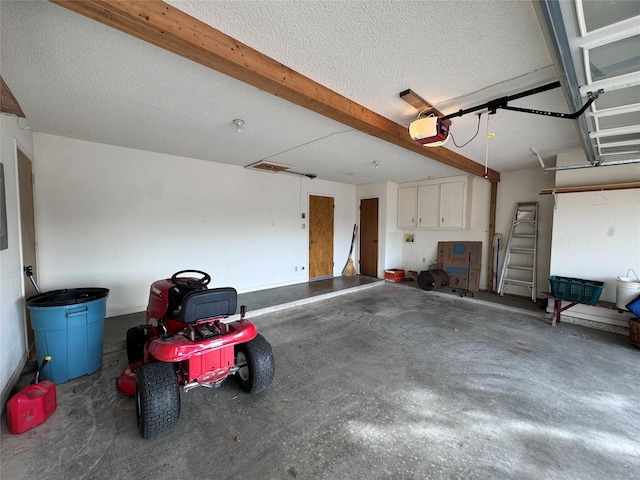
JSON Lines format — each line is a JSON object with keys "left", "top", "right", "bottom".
{"left": 509, "top": 344, "right": 535, "bottom": 355}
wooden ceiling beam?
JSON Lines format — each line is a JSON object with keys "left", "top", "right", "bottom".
{"left": 50, "top": 0, "right": 500, "bottom": 182}
{"left": 1, "top": 76, "right": 25, "bottom": 118}
{"left": 399, "top": 89, "right": 446, "bottom": 118}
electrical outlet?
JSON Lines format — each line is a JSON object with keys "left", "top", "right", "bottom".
{"left": 295, "top": 266, "right": 298, "bottom": 271}
{"left": 422, "top": 257, "right": 426, "bottom": 263}
{"left": 302, "top": 224, "right": 306, "bottom": 229}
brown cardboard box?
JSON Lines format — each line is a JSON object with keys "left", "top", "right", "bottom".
{"left": 437, "top": 241, "right": 482, "bottom": 269}
{"left": 445, "top": 267, "right": 480, "bottom": 291}
{"left": 436, "top": 241, "right": 482, "bottom": 291}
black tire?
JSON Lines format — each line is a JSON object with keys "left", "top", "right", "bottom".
{"left": 235, "top": 334, "right": 275, "bottom": 394}
{"left": 135, "top": 362, "right": 180, "bottom": 439}
{"left": 126, "top": 327, "right": 147, "bottom": 364}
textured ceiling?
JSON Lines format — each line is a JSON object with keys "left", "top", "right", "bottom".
{"left": 1, "top": 1, "right": 584, "bottom": 184}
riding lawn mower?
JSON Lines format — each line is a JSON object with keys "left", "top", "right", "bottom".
{"left": 116, "top": 270, "right": 275, "bottom": 439}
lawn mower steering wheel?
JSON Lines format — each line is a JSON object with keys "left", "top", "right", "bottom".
{"left": 171, "top": 270, "right": 211, "bottom": 288}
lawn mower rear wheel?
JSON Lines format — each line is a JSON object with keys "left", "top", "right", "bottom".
{"left": 235, "top": 334, "right": 275, "bottom": 394}
{"left": 136, "top": 361, "right": 180, "bottom": 439}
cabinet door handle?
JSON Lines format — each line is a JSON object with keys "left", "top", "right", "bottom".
{"left": 412, "top": 218, "right": 414, "bottom": 223}
{"left": 441, "top": 217, "right": 445, "bottom": 223}
{"left": 419, "top": 217, "right": 422, "bottom": 223}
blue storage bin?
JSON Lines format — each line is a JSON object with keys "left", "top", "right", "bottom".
{"left": 27, "top": 288, "right": 109, "bottom": 384}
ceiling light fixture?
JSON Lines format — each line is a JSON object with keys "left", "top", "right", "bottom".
{"left": 232, "top": 119, "right": 245, "bottom": 133}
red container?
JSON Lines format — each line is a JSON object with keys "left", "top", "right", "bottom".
{"left": 384, "top": 269, "right": 405, "bottom": 282}
{"left": 6, "top": 381, "right": 57, "bottom": 434}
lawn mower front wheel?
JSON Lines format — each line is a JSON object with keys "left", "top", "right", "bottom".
{"left": 235, "top": 334, "right": 275, "bottom": 394}
{"left": 135, "top": 361, "right": 180, "bottom": 439}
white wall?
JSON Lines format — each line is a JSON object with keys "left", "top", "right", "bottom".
{"left": 399, "top": 176, "right": 492, "bottom": 288}
{"left": 385, "top": 181, "right": 403, "bottom": 270}
{"left": 549, "top": 148, "right": 640, "bottom": 328}
{"left": 0, "top": 115, "right": 35, "bottom": 399}
{"left": 33, "top": 134, "right": 355, "bottom": 317}
{"left": 394, "top": 169, "right": 557, "bottom": 295}
{"left": 495, "top": 168, "right": 555, "bottom": 297}
{"left": 395, "top": 177, "right": 491, "bottom": 289}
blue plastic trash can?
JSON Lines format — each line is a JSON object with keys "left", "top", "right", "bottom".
{"left": 26, "top": 288, "right": 109, "bottom": 384}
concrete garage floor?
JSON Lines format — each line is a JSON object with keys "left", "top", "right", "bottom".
{"left": 2, "top": 280, "right": 639, "bottom": 480}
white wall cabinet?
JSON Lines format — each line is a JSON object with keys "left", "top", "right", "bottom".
{"left": 439, "top": 181, "right": 465, "bottom": 228}
{"left": 397, "top": 176, "right": 471, "bottom": 229}
{"left": 398, "top": 187, "right": 418, "bottom": 227}
{"left": 417, "top": 184, "right": 439, "bottom": 227}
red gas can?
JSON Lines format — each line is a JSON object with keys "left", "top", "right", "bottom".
{"left": 7, "top": 355, "right": 57, "bottom": 434}
{"left": 6, "top": 381, "right": 57, "bottom": 434}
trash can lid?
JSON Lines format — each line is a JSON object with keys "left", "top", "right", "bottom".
{"left": 26, "top": 288, "right": 109, "bottom": 307}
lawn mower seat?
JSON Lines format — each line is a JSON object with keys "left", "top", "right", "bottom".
{"left": 177, "top": 287, "right": 238, "bottom": 324}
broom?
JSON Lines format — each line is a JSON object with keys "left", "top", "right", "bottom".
{"left": 342, "top": 224, "right": 358, "bottom": 276}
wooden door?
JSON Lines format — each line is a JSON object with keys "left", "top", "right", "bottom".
{"left": 309, "top": 195, "right": 334, "bottom": 279}
{"left": 359, "top": 198, "right": 378, "bottom": 277}
{"left": 18, "top": 149, "right": 37, "bottom": 349}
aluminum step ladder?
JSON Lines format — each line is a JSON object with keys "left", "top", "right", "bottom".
{"left": 498, "top": 202, "right": 539, "bottom": 301}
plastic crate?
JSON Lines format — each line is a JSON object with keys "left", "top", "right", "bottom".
{"left": 384, "top": 269, "right": 404, "bottom": 282}
{"left": 549, "top": 276, "right": 605, "bottom": 305}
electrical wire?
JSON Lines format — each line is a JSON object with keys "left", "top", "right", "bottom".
{"left": 259, "top": 128, "right": 355, "bottom": 163}
{"left": 435, "top": 65, "right": 556, "bottom": 109}
{"left": 449, "top": 113, "right": 482, "bottom": 148}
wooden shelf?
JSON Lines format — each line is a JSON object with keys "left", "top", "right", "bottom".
{"left": 540, "top": 181, "right": 640, "bottom": 195}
